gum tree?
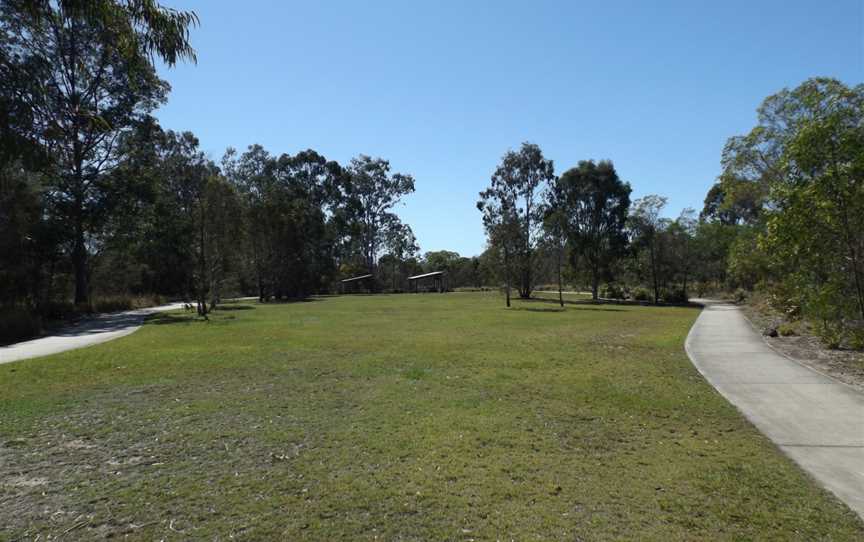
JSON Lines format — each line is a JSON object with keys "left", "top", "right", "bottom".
{"left": 478, "top": 143, "right": 555, "bottom": 299}
{"left": 0, "top": 0, "right": 197, "bottom": 305}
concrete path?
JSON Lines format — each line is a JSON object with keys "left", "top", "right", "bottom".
{"left": 0, "top": 301, "right": 190, "bottom": 365}
{"left": 686, "top": 300, "right": 864, "bottom": 519}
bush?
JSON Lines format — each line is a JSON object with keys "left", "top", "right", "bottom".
{"left": 777, "top": 322, "right": 799, "bottom": 337}
{"left": 631, "top": 287, "right": 652, "bottom": 302}
{"left": 38, "top": 300, "right": 78, "bottom": 321}
{"left": 0, "top": 307, "right": 42, "bottom": 345}
{"left": 91, "top": 296, "right": 133, "bottom": 313}
{"left": 733, "top": 288, "right": 748, "bottom": 304}
{"left": 815, "top": 322, "right": 843, "bottom": 349}
{"left": 660, "top": 288, "right": 688, "bottom": 304}
{"left": 601, "top": 283, "right": 626, "bottom": 300}
{"left": 91, "top": 294, "right": 165, "bottom": 313}
{"left": 849, "top": 326, "right": 864, "bottom": 351}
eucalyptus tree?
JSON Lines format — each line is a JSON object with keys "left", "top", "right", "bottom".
{"left": 629, "top": 195, "right": 668, "bottom": 304}
{"left": 344, "top": 155, "right": 415, "bottom": 276}
{"left": 551, "top": 160, "right": 631, "bottom": 301}
{"left": 383, "top": 217, "right": 418, "bottom": 291}
{"left": 477, "top": 184, "right": 521, "bottom": 307}
{"left": 159, "top": 131, "right": 217, "bottom": 315}
{"left": 0, "top": 0, "right": 197, "bottom": 304}
{"left": 758, "top": 79, "right": 864, "bottom": 326}
{"left": 478, "top": 143, "right": 555, "bottom": 299}
{"left": 542, "top": 181, "right": 566, "bottom": 307}
{"left": 221, "top": 145, "right": 273, "bottom": 300}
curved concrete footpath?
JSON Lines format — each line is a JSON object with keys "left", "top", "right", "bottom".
{"left": 686, "top": 300, "right": 864, "bottom": 519}
{"left": 0, "top": 301, "right": 190, "bottom": 365}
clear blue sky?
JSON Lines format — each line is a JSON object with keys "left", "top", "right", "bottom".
{"left": 155, "top": 0, "right": 862, "bottom": 257}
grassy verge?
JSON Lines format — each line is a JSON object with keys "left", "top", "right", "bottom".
{"left": 1, "top": 293, "right": 862, "bottom": 539}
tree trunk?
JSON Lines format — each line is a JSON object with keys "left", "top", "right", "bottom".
{"left": 649, "top": 237, "right": 659, "bottom": 304}
{"left": 72, "top": 222, "right": 88, "bottom": 305}
{"left": 70, "top": 19, "right": 88, "bottom": 307}
{"left": 504, "top": 246, "right": 511, "bottom": 308}
{"left": 197, "top": 201, "right": 208, "bottom": 318}
{"left": 682, "top": 271, "right": 688, "bottom": 301}
{"left": 557, "top": 241, "right": 564, "bottom": 308}
{"left": 838, "top": 197, "right": 864, "bottom": 321}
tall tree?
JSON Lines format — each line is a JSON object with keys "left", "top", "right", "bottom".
{"left": 760, "top": 79, "right": 864, "bottom": 323}
{"left": 666, "top": 208, "right": 697, "bottom": 299}
{"left": 477, "top": 186, "right": 521, "bottom": 307}
{"left": 629, "top": 195, "right": 668, "bottom": 304}
{"left": 551, "top": 160, "right": 631, "bottom": 301}
{"left": 383, "top": 217, "right": 418, "bottom": 291}
{"left": 478, "top": 142, "right": 555, "bottom": 299}
{"left": 0, "top": 0, "right": 196, "bottom": 304}
{"left": 344, "top": 155, "right": 415, "bottom": 276}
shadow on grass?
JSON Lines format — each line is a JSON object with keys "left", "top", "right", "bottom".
{"left": 514, "top": 306, "right": 566, "bottom": 313}
{"left": 214, "top": 304, "right": 255, "bottom": 311}
{"left": 145, "top": 313, "right": 197, "bottom": 325}
{"left": 520, "top": 297, "right": 626, "bottom": 312}
{"left": 526, "top": 295, "right": 702, "bottom": 311}
{"left": 259, "top": 297, "right": 321, "bottom": 304}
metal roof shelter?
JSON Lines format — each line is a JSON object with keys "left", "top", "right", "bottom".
{"left": 407, "top": 271, "right": 448, "bottom": 293}
{"left": 340, "top": 274, "right": 374, "bottom": 293}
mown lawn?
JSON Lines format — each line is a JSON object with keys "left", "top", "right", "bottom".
{"left": 1, "top": 293, "right": 862, "bottom": 540}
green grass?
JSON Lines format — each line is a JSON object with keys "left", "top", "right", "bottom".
{"left": 1, "top": 293, "right": 862, "bottom": 540}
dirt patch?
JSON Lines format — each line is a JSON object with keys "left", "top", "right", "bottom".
{"left": 742, "top": 305, "right": 864, "bottom": 393}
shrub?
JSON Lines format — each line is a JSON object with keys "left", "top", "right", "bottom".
{"left": 91, "top": 296, "right": 133, "bottom": 313}
{"left": 777, "top": 322, "right": 799, "bottom": 337}
{"left": 849, "top": 326, "right": 864, "bottom": 351}
{"left": 0, "top": 307, "right": 42, "bottom": 345}
{"left": 38, "top": 300, "right": 78, "bottom": 321}
{"left": 733, "top": 288, "right": 748, "bottom": 304}
{"left": 90, "top": 294, "right": 165, "bottom": 313}
{"left": 661, "top": 288, "right": 688, "bottom": 304}
{"left": 631, "top": 287, "right": 652, "bottom": 302}
{"left": 814, "top": 319, "right": 844, "bottom": 350}
{"left": 601, "top": 283, "right": 626, "bottom": 300}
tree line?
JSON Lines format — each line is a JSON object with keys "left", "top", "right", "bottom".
{"left": 702, "top": 78, "right": 863, "bottom": 349}
{"left": 0, "top": 0, "right": 424, "bottom": 342}
{"left": 476, "top": 143, "right": 701, "bottom": 307}
{"left": 476, "top": 78, "right": 863, "bottom": 349}
{"left": 2, "top": 2, "right": 859, "bottom": 350}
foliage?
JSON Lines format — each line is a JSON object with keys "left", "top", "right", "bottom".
{"left": 0, "top": 305, "right": 42, "bottom": 344}
{"left": 0, "top": 0, "right": 196, "bottom": 304}
{"left": 631, "top": 287, "right": 652, "bottom": 302}
{"left": 382, "top": 218, "right": 419, "bottom": 291}
{"left": 548, "top": 160, "right": 631, "bottom": 300}
{"left": 659, "top": 287, "right": 688, "bottom": 304}
{"left": 343, "top": 155, "right": 415, "bottom": 275}
{"left": 777, "top": 322, "right": 799, "bottom": 337}
{"left": 600, "top": 282, "right": 626, "bottom": 299}
{"left": 478, "top": 143, "right": 555, "bottom": 301}
{"left": 726, "top": 226, "right": 770, "bottom": 290}
{"left": 715, "top": 78, "right": 864, "bottom": 346}
{"left": 628, "top": 195, "right": 668, "bottom": 304}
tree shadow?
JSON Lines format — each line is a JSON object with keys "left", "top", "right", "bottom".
{"left": 145, "top": 313, "right": 197, "bottom": 325}
{"left": 214, "top": 304, "right": 255, "bottom": 311}
{"left": 525, "top": 295, "right": 701, "bottom": 311}
{"left": 520, "top": 297, "right": 626, "bottom": 312}
{"left": 514, "top": 306, "right": 566, "bottom": 313}
{"left": 259, "top": 297, "right": 321, "bottom": 304}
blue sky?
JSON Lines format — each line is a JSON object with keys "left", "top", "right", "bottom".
{"left": 155, "top": 0, "right": 862, "bottom": 257}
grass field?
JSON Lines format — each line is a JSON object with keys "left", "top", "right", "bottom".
{"left": 1, "top": 293, "right": 862, "bottom": 540}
